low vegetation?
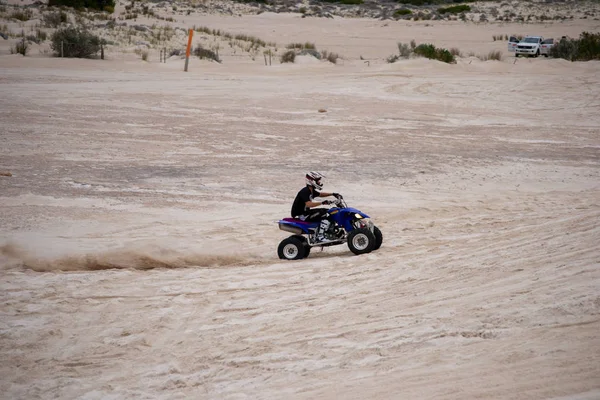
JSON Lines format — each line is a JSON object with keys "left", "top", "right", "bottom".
{"left": 438, "top": 5, "right": 470, "bottom": 14}
{"left": 397, "top": 42, "right": 411, "bottom": 58}
{"left": 449, "top": 47, "right": 462, "bottom": 57}
{"left": 10, "top": 37, "right": 29, "bottom": 55}
{"left": 43, "top": 11, "right": 69, "bottom": 27}
{"left": 10, "top": 9, "right": 33, "bottom": 21}
{"left": 414, "top": 43, "right": 455, "bottom": 63}
{"left": 280, "top": 50, "right": 296, "bottom": 63}
{"left": 194, "top": 46, "right": 220, "bottom": 62}
{"left": 394, "top": 9, "right": 412, "bottom": 17}
{"left": 549, "top": 32, "right": 600, "bottom": 61}
{"left": 479, "top": 50, "right": 502, "bottom": 61}
{"left": 50, "top": 27, "right": 102, "bottom": 58}
{"left": 286, "top": 42, "right": 316, "bottom": 50}
{"left": 321, "top": 50, "right": 339, "bottom": 64}
{"left": 48, "top": 0, "right": 115, "bottom": 12}
{"left": 322, "top": 0, "right": 364, "bottom": 4}
{"left": 388, "top": 40, "right": 456, "bottom": 64}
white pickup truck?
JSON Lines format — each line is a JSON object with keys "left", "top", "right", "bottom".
{"left": 514, "top": 36, "right": 544, "bottom": 57}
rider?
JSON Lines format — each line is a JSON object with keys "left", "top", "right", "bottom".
{"left": 291, "top": 171, "right": 341, "bottom": 243}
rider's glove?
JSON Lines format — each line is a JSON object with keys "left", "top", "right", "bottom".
{"left": 333, "top": 193, "right": 343, "bottom": 199}
{"left": 322, "top": 200, "right": 332, "bottom": 205}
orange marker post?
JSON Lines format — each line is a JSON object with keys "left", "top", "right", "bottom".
{"left": 184, "top": 29, "right": 193, "bottom": 72}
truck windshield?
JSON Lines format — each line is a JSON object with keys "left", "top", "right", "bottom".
{"left": 523, "top": 38, "right": 540, "bottom": 43}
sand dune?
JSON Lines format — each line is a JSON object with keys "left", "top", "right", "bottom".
{"left": 1, "top": 12, "right": 600, "bottom": 399}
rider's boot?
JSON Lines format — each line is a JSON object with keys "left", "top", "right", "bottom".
{"left": 315, "top": 219, "right": 331, "bottom": 243}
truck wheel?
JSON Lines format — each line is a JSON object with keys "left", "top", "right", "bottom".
{"left": 535, "top": 50, "right": 540, "bottom": 57}
{"left": 347, "top": 228, "right": 376, "bottom": 255}
{"left": 278, "top": 236, "right": 306, "bottom": 260}
{"left": 373, "top": 226, "right": 383, "bottom": 251}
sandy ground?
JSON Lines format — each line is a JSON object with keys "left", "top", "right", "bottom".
{"left": 1, "top": 15, "right": 600, "bottom": 399}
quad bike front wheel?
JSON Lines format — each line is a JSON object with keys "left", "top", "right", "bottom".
{"left": 372, "top": 226, "right": 383, "bottom": 251}
{"left": 347, "top": 228, "right": 376, "bottom": 255}
{"left": 278, "top": 236, "right": 307, "bottom": 260}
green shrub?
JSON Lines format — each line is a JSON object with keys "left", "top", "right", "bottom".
{"left": 50, "top": 27, "right": 102, "bottom": 58}
{"left": 413, "top": 43, "right": 436, "bottom": 58}
{"left": 577, "top": 31, "right": 600, "bottom": 60}
{"left": 438, "top": 5, "right": 470, "bottom": 14}
{"left": 550, "top": 32, "right": 600, "bottom": 61}
{"left": 194, "top": 46, "right": 220, "bottom": 62}
{"left": 414, "top": 43, "right": 456, "bottom": 63}
{"left": 48, "top": 0, "right": 115, "bottom": 12}
{"left": 396, "top": 0, "right": 427, "bottom": 5}
{"left": 280, "top": 50, "right": 296, "bottom": 63}
{"left": 394, "top": 9, "right": 412, "bottom": 16}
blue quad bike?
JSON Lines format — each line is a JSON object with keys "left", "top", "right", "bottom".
{"left": 277, "top": 196, "right": 383, "bottom": 260}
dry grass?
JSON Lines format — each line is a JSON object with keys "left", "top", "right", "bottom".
{"left": 321, "top": 50, "right": 340, "bottom": 64}
{"left": 478, "top": 50, "right": 503, "bottom": 61}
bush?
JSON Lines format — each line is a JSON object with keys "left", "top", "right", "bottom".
{"left": 280, "top": 50, "right": 296, "bottom": 63}
{"left": 322, "top": 0, "right": 363, "bottom": 3}
{"left": 550, "top": 32, "right": 600, "bottom": 61}
{"left": 286, "top": 42, "right": 316, "bottom": 50}
{"left": 414, "top": 43, "right": 456, "bottom": 63}
{"left": 43, "top": 11, "right": 69, "bottom": 27}
{"left": 438, "top": 5, "right": 470, "bottom": 14}
{"left": 194, "top": 46, "right": 220, "bottom": 62}
{"left": 10, "top": 9, "right": 33, "bottom": 21}
{"left": 397, "top": 42, "right": 411, "bottom": 57}
{"left": 386, "top": 54, "right": 400, "bottom": 63}
{"left": 480, "top": 50, "right": 502, "bottom": 61}
{"left": 396, "top": 0, "right": 427, "bottom": 5}
{"left": 449, "top": 47, "right": 462, "bottom": 57}
{"left": 577, "top": 32, "right": 600, "bottom": 60}
{"left": 26, "top": 34, "right": 39, "bottom": 44}
{"left": 11, "top": 38, "right": 29, "bottom": 55}
{"left": 50, "top": 27, "right": 102, "bottom": 58}
{"left": 48, "top": 0, "right": 115, "bottom": 12}
{"left": 394, "top": 9, "right": 412, "bottom": 16}
{"left": 36, "top": 29, "right": 48, "bottom": 42}
{"left": 321, "top": 50, "right": 339, "bottom": 64}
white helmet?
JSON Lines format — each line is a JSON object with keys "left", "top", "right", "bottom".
{"left": 305, "top": 171, "right": 324, "bottom": 191}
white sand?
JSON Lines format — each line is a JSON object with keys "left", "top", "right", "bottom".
{"left": 1, "top": 12, "right": 600, "bottom": 400}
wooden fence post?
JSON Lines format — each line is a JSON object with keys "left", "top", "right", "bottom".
{"left": 184, "top": 29, "right": 193, "bottom": 72}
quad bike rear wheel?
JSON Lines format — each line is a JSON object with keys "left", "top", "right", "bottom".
{"left": 291, "top": 234, "right": 310, "bottom": 258}
{"left": 278, "top": 236, "right": 307, "bottom": 260}
{"left": 347, "top": 228, "right": 376, "bottom": 255}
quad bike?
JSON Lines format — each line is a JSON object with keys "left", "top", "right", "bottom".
{"left": 277, "top": 196, "right": 383, "bottom": 260}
